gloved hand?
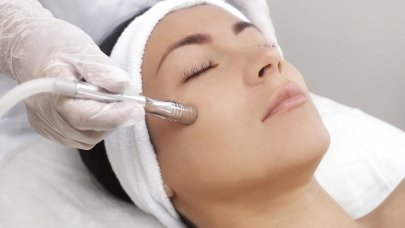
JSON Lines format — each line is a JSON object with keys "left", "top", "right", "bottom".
{"left": 0, "top": 0, "right": 143, "bottom": 149}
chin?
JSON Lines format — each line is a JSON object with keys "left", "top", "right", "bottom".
{"left": 264, "top": 101, "right": 330, "bottom": 171}
{"left": 289, "top": 102, "right": 331, "bottom": 168}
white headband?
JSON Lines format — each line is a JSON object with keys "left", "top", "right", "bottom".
{"left": 104, "top": 0, "right": 248, "bottom": 227}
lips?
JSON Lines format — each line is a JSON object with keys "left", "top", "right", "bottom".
{"left": 262, "top": 83, "right": 308, "bottom": 122}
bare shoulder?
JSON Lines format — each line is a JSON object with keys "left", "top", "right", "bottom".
{"left": 357, "top": 179, "right": 405, "bottom": 228}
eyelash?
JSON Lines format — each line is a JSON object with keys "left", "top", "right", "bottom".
{"left": 181, "top": 42, "right": 277, "bottom": 83}
{"left": 183, "top": 59, "right": 217, "bottom": 82}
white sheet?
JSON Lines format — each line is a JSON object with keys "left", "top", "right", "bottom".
{"left": 0, "top": 139, "right": 164, "bottom": 228}
{"left": 313, "top": 94, "right": 405, "bottom": 217}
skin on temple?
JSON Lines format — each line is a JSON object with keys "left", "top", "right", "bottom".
{"left": 140, "top": 4, "right": 404, "bottom": 228}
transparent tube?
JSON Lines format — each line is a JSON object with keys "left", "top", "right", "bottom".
{"left": 0, "top": 78, "right": 56, "bottom": 119}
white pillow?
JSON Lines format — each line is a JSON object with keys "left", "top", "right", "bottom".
{"left": 0, "top": 94, "right": 404, "bottom": 227}
{"left": 312, "top": 94, "right": 405, "bottom": 218}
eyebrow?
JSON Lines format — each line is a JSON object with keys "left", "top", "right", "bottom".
{"left": 155, "top": 21, "right": 260, "bottom": 73}
{"left": 233, "top": 21, "right": 261, "bottom": 35}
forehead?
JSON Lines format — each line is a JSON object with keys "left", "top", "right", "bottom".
{"left": 153, "top": 4, "right": 240, "bottom": 40}
{"left": 143, "top": 5, "right": 241, "bottom": 61}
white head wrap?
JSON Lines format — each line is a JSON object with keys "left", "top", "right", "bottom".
{"left": 104, "top": 0, "right": 248, "bottom": 227}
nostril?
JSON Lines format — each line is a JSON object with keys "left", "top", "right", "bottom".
{"left": 258, "top": 64, "right": 272, "bottom": 77}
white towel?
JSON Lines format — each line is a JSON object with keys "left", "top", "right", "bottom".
{"left": 104, "top": 0, "right": 249, "bottom": 227}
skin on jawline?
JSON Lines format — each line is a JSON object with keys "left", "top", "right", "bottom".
{"left": 136, "top": 4, "right": 367, "bottom": 228}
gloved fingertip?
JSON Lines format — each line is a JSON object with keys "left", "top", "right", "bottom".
{"left": 60, "top": 99, "right": 145, "bottom": 131}
{"left": 121, "top": 106, "right": 145, "bottom": 127}
{"left": 116, "top": 117, "right": 143, "bottom": 128}
{"left": 103, "top": 101, "right": 145, "bottom": 129}
{"left": 84, "top": 65, "right": 131, "bottom": 93}
{"left": 123, "top": 81, "right": 139, "bottom": 96}
{"left": 102, "top": 67, "right": 131, "bottom": 93}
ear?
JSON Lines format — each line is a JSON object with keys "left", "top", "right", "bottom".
{"left": 164, "top": 184, "right": 175, "bottom": 198}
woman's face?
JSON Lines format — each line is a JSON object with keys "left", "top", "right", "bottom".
{"left": 142, "top": 5, "right": 330, "bottom": 211}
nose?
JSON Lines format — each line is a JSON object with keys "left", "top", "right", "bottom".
{"left": 243, "top": 46, "right": 282, "bottom": 86}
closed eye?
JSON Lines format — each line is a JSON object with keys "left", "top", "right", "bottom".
{"left": 183, "top": 59, "right": 218, "bottom": 83}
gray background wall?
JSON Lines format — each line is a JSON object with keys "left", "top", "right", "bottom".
{"left": 267, "top": 0, "right": 405, "bottom": 130}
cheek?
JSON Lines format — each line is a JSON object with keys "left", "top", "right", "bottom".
{"left": 149, "top": 80, "right": 254, "bottom": 193}
{"left": 157, "top": 102, "right": 330, "bottom": 202}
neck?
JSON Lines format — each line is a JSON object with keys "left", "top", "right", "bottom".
{"left": 189, "top": 178, "right": 363, "bottom": 228}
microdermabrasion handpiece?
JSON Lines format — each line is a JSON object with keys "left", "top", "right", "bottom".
{"left": 55, "top": 80, "right": 197, "bottom": 124}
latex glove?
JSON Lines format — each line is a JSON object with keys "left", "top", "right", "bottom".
{"left": 0, "top": 0, "right": 143, "bottom": 149}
